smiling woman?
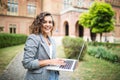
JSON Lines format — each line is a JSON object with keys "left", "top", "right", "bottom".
{"left": 22, "top": 12, "right": 65, "bottom": 80}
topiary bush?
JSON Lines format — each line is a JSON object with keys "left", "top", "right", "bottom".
{"left": 62, "top": 36, "right": 87, "bottom": 61}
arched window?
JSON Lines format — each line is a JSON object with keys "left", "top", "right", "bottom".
{"left": 64, "top": 21, "right": 69, "bottom": 36}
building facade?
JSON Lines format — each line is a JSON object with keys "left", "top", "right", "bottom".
{"left": 0, "top": 0, "right": 120, "bottom": 42}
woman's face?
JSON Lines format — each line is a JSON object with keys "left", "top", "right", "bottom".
{"left": 42, "top": 16, "right": 53, "bottom": 35}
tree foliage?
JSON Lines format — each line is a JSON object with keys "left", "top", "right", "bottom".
{"left": 79, "top": 12, "right": 92, "bottom": 28}
{"left": 79, "top": 2, "right": 115, "bottom": 33}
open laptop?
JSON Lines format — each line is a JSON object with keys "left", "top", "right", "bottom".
{"left": 46, "top": 42, "right": 85, "bottom": 72}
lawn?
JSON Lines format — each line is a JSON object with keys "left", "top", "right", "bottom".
{"left": 0, "top": 44, "right": 24, "bottom": 76}
{"left": 0, "top": 44, "right": 120, "bottom": 80}
{"left": 57, "top": 45, "right": 120, "bottom": 80}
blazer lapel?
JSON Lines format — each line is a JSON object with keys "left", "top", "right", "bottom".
{"left": 39, "top": 34, "right": 50, "bottom": 59}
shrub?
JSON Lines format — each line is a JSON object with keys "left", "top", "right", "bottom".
{"left": 88, "top": 41, "right": 120, "bottom": 49}
{"left": 0, "top": 33, "right": 27, "bottom": 48}
{"left": 87, "top": 46, "right": 119, "bottom": 63}
{"left": 62, "top": 36, "right": 87, "bottom": 61}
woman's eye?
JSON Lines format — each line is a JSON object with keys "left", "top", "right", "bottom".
{"left": 42, "top": 21, "right": 46, "bottom": 23}
{"left": 42, "top": 20, "right": 52, "bottom": 24}
{"left": 49, "top": 21, "right": 52, "bottom": 23}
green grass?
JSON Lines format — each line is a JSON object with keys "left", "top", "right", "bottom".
{"left": 57, "top": 45, "right": 120, "bottom": 80}
{"left": 0, "top": 44, "right": 24, "bottom": 76}
{"left": 0, "top": 44, "right": 120, "bottom": 80}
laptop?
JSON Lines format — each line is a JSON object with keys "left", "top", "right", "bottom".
{"left": 46, "top": 42, "right": 85, "bottom": 72}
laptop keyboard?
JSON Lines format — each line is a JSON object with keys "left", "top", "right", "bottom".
{"left": 59, "top": 60, "right": 74, "bottom": 69}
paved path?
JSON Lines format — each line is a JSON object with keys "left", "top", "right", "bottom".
{"left": 0, "top": 37, "right": 75, "bottom": 80}
{"left": 0, "top": 51, "right": 26, "bottom": 80}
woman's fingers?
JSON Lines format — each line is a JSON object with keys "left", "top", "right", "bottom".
{"left": 50, "top": 58, "right": 66, "bottom": 66}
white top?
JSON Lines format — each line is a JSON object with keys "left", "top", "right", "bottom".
{"left": 49, "top": 44, "right": 53, "bottom": 59}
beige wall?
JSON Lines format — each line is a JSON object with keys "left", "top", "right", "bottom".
{"left": 0, "top": 15, "right": 33, "bottom": 35}
{"left": 0, "top": 0, "right": 120, "bottom": 41}
{"left": 42, "top": 0, "right": 62, "bottom": 14}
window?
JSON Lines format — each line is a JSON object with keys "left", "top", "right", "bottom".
{"left": 27, "top": 3, "right": 36, "bottom": 15}
{"left": 7, "top": 0, "right": 18, "bottom": 15}
{"left": 9, "top": 24, "right": 16, "bottom": 33}
{"left": 77, "top": 0, "right": 84, "bottom": 7}
{"left": 63, "top": 0, "right": 72, "bottom": 9}
{"left": 0, "top": 26, "right": 4, "bottom": 33}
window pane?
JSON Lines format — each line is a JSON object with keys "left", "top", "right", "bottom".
{"left": 27, "top": 6, "right": 30, "bottom": 14}
{"left": 33, "top": 7, "right": 36, "bottom": 14}
{"left": 14, "top": 28, "right": 16, "bottom": 33}
{"left": 14, "top": 4, "right": 18, "bottom": 12}
{"left": 8, "top": 3, "right": 10, "bottom": 11}
{"left": 10, "top": 28, "right": 12, "bottom": 33}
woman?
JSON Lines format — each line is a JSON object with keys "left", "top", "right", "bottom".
{"left": 22, "top": 12, "right": 65, "bottom": 80}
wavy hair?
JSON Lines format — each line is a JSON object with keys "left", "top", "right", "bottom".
{"left": 29, "top": 12, "right": 55, "bottom": 35}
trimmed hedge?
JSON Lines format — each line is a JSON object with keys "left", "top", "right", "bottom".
{"left": 62, "top": 36, "right": 87, "bottom": 61}
{"left": 0, "top": 33, "right": 27, "bottom": 48}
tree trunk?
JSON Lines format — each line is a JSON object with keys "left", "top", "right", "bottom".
{"left": 105, "top": 32, "right": 107, "bottom": 42}
{"left": 100, "top": 33, "right": 102, "bottom": 42}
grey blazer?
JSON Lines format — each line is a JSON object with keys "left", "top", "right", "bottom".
{"left": 22, "top": 34, "right": 58, "bottom": 80}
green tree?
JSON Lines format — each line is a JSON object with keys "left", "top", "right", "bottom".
{"left": 79, "top": 2, "right": 115, "bottom": 41}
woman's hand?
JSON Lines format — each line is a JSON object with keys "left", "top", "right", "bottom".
{"left": 39, "top": 58, "right": 66, "bottom": 67}
{"left": 49, "top": 58, "right": 66, "bottom": 66}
